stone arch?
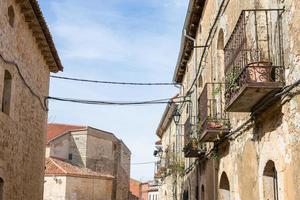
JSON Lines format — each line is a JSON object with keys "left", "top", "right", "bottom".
{"left": 263, "top": 160, "right": 278, "bottom": 200}
{"left": 2, "top": 70, "right": 12, "bottom": 115}
{"left": 219, "top": 171, "right": 230, "bottom": 200}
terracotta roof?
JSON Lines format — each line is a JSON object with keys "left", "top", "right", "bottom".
{"left": 130, "top": 179, "right": 141, "bottom": 198}
{"left": 47, "top": 123, "right": 86, "bottom": 143}
{"left": 15, "top": 0, "right": 63, "bottom": 72}
{"left": 45, "top": 157, "right": 114, "bottom": 179}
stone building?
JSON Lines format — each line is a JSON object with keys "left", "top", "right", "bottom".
{"left": 129, "top": 179, "right": 141, "bottom": 200}
{"left": 154, "top": 101, "right": 183, "bottom": 199}
{"left": 0, "top": 0, "right": 62, "bottom": 199}
{"left": 155, "top": 0, "right": 300, "bottom": 199}
{"left": 129, "top": 179, "right": 160, "bottom": 200}
{"left": 45, "top": 123, "right": 131, "bottom": 200}
{"left": 44, "top": 157, "right": 114, "bottom": 200}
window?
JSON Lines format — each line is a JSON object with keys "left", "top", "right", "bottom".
{"left": 263, "top": 160, "right": 278, "bottom": 200}
{"left": 0, "top": 178, "right": 3, "bottom": 200}
{"left": 8, "top": 6, "right": 15, "bottom": 27}
{"left": 201, "top": 185, "right": 204, "bottom": 200}
{"left": 219, "top": 172, "right": 230, "bottom": 200}
{"left": 216, "top": 29, "right": 225, "bottom": 82}
{"left": 68, "top": 153, "right": 73, "bottom": 161}
{"left": 198, "top": 75, "right": 203, "bottom": 88}
{"left": 2, "top": 70, "right": 12, "bottom": 115}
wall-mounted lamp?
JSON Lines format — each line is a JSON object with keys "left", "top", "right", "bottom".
{"left": 173, "top": 109, "right": 181, "bottom": 125}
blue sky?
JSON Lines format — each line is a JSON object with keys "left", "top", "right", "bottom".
{"left": 39, "top": 0, "right": 188, "bottom": 181}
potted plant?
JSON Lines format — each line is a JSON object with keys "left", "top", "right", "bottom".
{"left": 207, "top": 120, "right": 223, "bottom": 129}
{"left": 247, "top": 48, "right": 273, "bottom": 82}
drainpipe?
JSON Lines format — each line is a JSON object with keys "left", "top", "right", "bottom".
{"left": 213, "top": 159, "right": 216, "bottom": 200}
{"left": 184, "top": 29, "right": 198, "bottom": 126}
{"left": 184, "top": 28, "right": 199, "bottom": 200}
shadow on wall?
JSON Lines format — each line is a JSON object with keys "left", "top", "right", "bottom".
{"left": 69, "top": 136, "right": 84, "bottom": 167}
{"left": 255, "top": 102, "right": 283, "bottom": 141}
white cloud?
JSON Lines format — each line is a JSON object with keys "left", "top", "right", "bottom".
{"left": 43, "top": 0, "right": 188, "bottom": 181}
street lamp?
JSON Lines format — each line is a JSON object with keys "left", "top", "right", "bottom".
{"left": 173, "top": 108, "right": 181, "bottom": 125}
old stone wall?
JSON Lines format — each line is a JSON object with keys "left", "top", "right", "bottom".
{"left": 174, "top": 0, "right": 300, "bottom": 199}
{"left": 116, "top": 141, "right": 131, "bottom": 200}
{"left": 65, "top": 176, "right": 113, "bottom": 200}
{"left": 0, "top": 0, "right": 51, "bottom": 199}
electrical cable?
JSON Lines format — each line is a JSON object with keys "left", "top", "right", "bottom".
{"left": 50, "top": 75, "right": 179, "bottom": 86}
{"left": 47, "top": 96, "right": 187, "bottom": 106}
{"left": 130, "top": 161, "right": 156, "bottom": 165}
{"left": 0, "top": 53, "right": 48, "bottom": 111}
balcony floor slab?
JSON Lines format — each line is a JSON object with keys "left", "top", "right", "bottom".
{"left": 225, "top": 82, "right": 283, "bottom": 112}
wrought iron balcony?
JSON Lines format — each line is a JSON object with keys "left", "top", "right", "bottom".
{"left": 182, "top": 117, "right": 206, "bottom": 157}
{"left": 224, "top": 9, "right": 284, "bottom": 112}
{"left": 198, "top": 83, "right": 230, "bottom": 142}
{"left": 183, "top": 138, "right": 206, "bottom": 158}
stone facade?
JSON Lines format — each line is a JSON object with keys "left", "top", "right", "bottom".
{"left": 0, "top": 0, "right": 61, "bottom": 199}
{"left": 155, "top": 0, "right": 300, "bottom": 200}
{"left": 43, "top": 157, "right": 114, "bottom": 200}
{"left": 46, "top": 124, "right": 131, "bottom": 200}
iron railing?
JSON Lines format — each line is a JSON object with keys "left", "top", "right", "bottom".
{"left": 198, "top": 83, "right": 230, "bottom": 133}
{"left": 224, "top": 9, "right": 284, "bottom": 104}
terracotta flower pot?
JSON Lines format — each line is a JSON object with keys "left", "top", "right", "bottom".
{"left": 247, "top": 61, "right": 273, "bottom": 82}
{"left": 207, "top": 121, "right": 223, "bottom": 129}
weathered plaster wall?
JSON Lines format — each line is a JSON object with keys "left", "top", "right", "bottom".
{"left": 44, "top": 176, "right": 67, "bottom": 200}
{"left": 44, "top": 176, "right": 113, "bottom": 200}
{"left": 70, "top": 131, "right": 88, "bottom": 167}
{"left": 0, "top": 0, "right": 51, "bottom": 199}
{"left": 65, "top": 176, "right": 113, "bottom": 200}
{"left": 49, "top": 134, "right": 70, "bottom": 160}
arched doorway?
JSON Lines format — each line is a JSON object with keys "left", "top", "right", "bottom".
{"left": 263, "top": 160, "right": 278, "bottom": 200}
{"left": 0, "top": 177, "right": 4, "bottom": 200}
{"left": 201, "top": 185, "right": 205, "bottom": 200}
{"left": 219, "top": 172, "right": 230, "bottom": 200}
{"left": 183, "top": 190, "right": 189, "bottom": 200}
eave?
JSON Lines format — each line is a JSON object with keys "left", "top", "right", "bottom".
{"left": 173, "top": 0, "right": 206, "bottom": 83}
{"left": 156, "top": 96, "right": 178, "bottom": 138}
{"left": 15, "top": 0, "right": 63, "bottom": 72}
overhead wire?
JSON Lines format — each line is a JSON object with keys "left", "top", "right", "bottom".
{"left": 46, "top": 96, "right": 187, "bottom": 106}
{"left": 0, "top": 53, "right": 48, "bottom": 111}
{"left": 50, "top": 75, "right": 179, "bottom": 86}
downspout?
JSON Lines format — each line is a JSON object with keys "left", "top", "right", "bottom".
{"left": 184, "top": 29, "right": 199, "bottom": 200}
{"left": 213, "top": 159, "right": 215, "bottom": 200}
{"left": 183, "top": 29, "right": 198, "bottom": 130}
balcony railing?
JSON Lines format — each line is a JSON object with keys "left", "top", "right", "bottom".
{"left": 224, "top": 9, "right": 284, "bottom": 112}
{"left": 182, "top": 117, "right": 206, "bottom": 157}
{"left": 198, "top": 83, "right": 230, "bottom": 142}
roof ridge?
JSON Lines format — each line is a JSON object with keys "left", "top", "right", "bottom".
{"left": 49, "top": 157, "right": 67, "bottom": 174}
{"left": 48, "top": 123, "right": 86, "bottom": 127}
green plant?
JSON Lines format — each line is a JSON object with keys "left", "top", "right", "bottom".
{"left": 213, "top": 85, "right": 222, "bottom": 96}
{"left": 170, "top": 161, "right": 185, "bottom": 177}
{"left": 211, "top": 151, "right": 220, "bottom": 160}
{"left": 196, "top": 120, "right": 203, "bottom": 134}
{"left": 226, "top": 71, "right": 239, "bottom": 92}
